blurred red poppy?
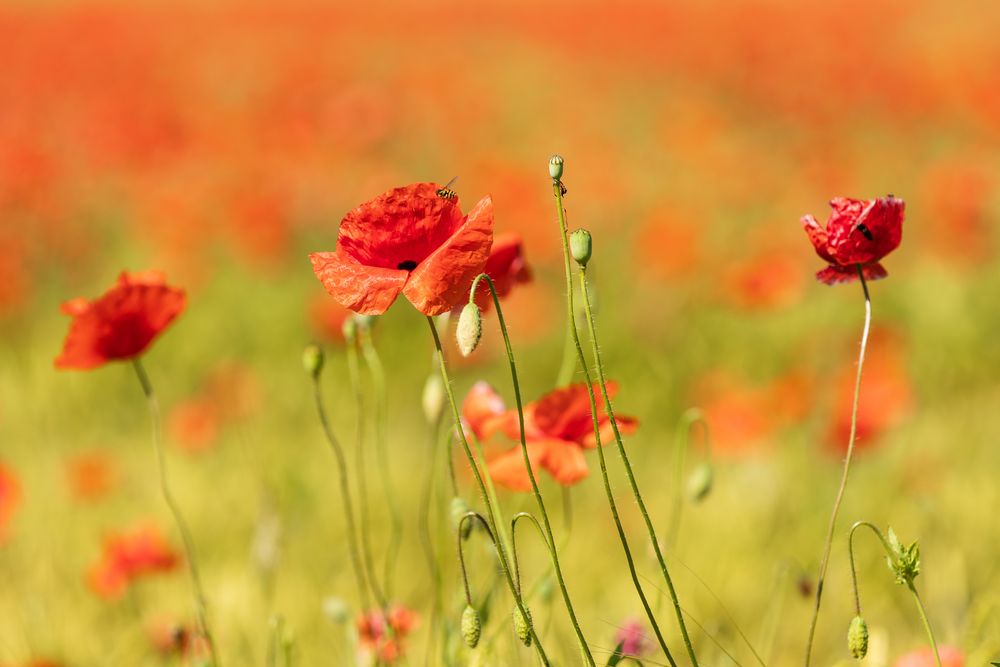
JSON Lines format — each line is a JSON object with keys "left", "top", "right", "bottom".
{"left": 485, "top": 382, "right": 638, "bottom": 490}
{"left": 310, "top": 183, "right": 493, "bottom": 316}
{"left": 801, "top": 196, "right": 904, "bottom": 284}
{"left": 356, "top": 604, "right": 419, "bottom": 663}
{"left": 167, "top": 399, "right": 221, "bottom": 454}
{"left": 0, "top": 463, "right": 21, "bottom": 544}
{"left": 88, "top": 523, "right": 180, "bottom": 599}
{"left": 54, "top": 271, "right": 186, "bottom": 370}
{"left": 66, "top": 452, "right": 116, "bottom": 501}
{"left": 473, "top": 232, "right": 532, "bottom": 310}
{"left": 894, "top": 646, "right": 964, "bottom": 667}
{"left": 461, "top": 381, "right": 509, "bottom": 440}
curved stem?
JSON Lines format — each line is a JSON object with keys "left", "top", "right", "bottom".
{"left": 131, "top": 359, "right": 220, "bottom": 666}
{"left": 510, "top": 512, "right": 548, "bottom": 595}
{"left": 358, "top": 327, "right": 403, "bottom": 600}
{"left": 425, "top": 315, "right": 550, "bottom": 664}
{"left": 309, "top": 368, "right": 371, "bottom": 611}
{"left": 666, "top": 409, "right": 710, "bottom": 549}
{"left": 457, "top": 511, "right": 497, "bottom": 606}
{"left": 551, "top": 181, "right": 677, "bottom": 666}
{"left": 804, "top": 264, "right": 871, "bottom": 667}
{"left": 578, "top": 265, "right": 699, "bottom": 666}
{"left": 470, "top": 273, "right": 595, "bottom": 665}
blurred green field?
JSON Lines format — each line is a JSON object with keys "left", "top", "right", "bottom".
{"left": 1, "top": 1, "right": 1000, "bottom": 665}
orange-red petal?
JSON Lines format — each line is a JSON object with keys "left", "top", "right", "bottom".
{"left": 309, "top": 251, "right": 408, "bottom": 315}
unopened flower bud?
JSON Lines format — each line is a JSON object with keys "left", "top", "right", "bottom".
{"left": 302, "top": 344, "right": 324, "bottom": 379}
{"left": 569, "top": 229, "right": 592, "bottom": 266}
{"left": 848, "top": 615, "right": 869, "bottom": 659}
{"left": 462, "top": 605, "right": 482, "bottom": 648}
{"left": 422, "top": 374, "right": 445, "bottom": 425}
{"left": 456, "top": 303, "right": 482, "bottom": 357}
{"left": 548, "top": 155, "right": 564, "bottom": 180}
{"left": 451, "top": 497, "right": 473, "bottom": 540}
{"left": 513, "top": 605, "right": 533, "bottom": 646}
{"left": 686, "top": 463, "right": 714, "bottom": 502}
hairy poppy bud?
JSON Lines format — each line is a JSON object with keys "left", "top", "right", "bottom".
{"left": 462, "top": 605, "right": 482, "bottom": 648}
{"left": 456, "top": 303, "right": 482, "bottom": 357}
{"left": 569, "top": 228, "right": 592, "bottom": 266}
{"left": 451, "top": 497, "right": 473, "bottom": 539}
{"left": 422, "top": 374, "right": 445, "bottom": 425}
{"left": 848, "top": 615, "right": 869, "bottom": 659}
{"left": 302, "top": 344, "right": 324, "bottom": 379}
{"left": 513, "top": 605, "right": 533, "bottom": 646}
{"left": 686, "top": 463, "right": 713, "bottom": 502}
{"left": 548, "top": 154, "right": 564, "bottom": 180}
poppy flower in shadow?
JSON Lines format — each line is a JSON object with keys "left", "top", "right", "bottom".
{"left": 801, "top": 196, "right": 904, "bottom": 284}
{"left": 0, "top": 463, "right": 20, "bottom": 544}
{"left": 88, "top": 523, "right": 180, "bottom": 599}
{"left": 473, "top": 232, "right": 532, "bottom": 311}
{"left": 54, "top": 271, "right": 186, "bottom": 370}
{"left": 483, "top": 382, "right": 638, "bottom": 490}
{"left": 310, "top": 183, "right": 493, "bottom": 315}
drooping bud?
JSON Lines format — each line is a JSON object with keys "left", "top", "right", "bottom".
{"left": 569, "top": 228, "right": 592, "bottom": 266}
{"left": 512, "top": 605, "right": 533, "bottom": 646}
{"left": 847, "top": 615, "right": 869, "bottom": 659}
{"left": 686, "top": 463, "right": 714, "bottom": 502}
{"left": 548, "top": 154, "right": 564, "bottom": 180}
{"left": 456, "top": 303, "right": 482, "bottom": 357}
{"left": 422, "top": 374, "right": 445, "bottom": 425}
{"left": 302, "top": 344, "right": 324, "bottom": 379}
{"left": 451, "top": 497, "right": 473, "bottom": 540}
{"left": 462, "top": 605, "right": 482, "bottom": 648}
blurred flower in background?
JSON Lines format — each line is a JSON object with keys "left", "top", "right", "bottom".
{"left": 87, "top": 522, "right": 180, "bottom": 599}
{"left": 0, "top": 463, "right": 21, "bottom": 544}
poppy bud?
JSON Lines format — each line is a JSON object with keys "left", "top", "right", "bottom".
{"left": 847, "top": 615, "right": 869, "bottom": 659}
{"left": 513, "top": 605, "right": 533, "bottom": 646}
{"left": 422, "top": 374, "right": 445, "bottom": 425}
{"left": 302, "top": 344, "right": 324, "bottom": 379}
{"left": 548, "top": 154, "right": 564, "bottom": 180}
{"left": 686, "top": 463, "right": 713, "bottom": 502}
{"left": 462, "top": 605, "right": 482, "bottom": 648}
{"left": 569, "top": 228, "right": 593, "bottom": 266}
{"left": 451, "top": 497, "right": 473, "bottom": 539}
{"left": 456, "top": 303, "right": 482, "bottom": 357}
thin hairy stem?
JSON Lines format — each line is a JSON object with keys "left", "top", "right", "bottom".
{"left": 804, "top": 264, "right": 871, "bottom": 667}
{"left": 470, "top": 273, "right": 595, "bottom": 665}
{"left": 909, "top": 584, "right": 943, "bottom": 667}
{"left": 551, "top": 180, "right": 677, "bottom": 666}
{"left": 132, "top": 359, "right": 220, "bottom": 666}
{"left": 425, "top": 315, "right": 550, "bottom": 664}
{"left": 309, "top": 369, "right": 371, "bottom": 611}
{"left": 578, "top": 266, "right": 699, "bottom": 666}
{"left": 666, "top": 409, "right": 710, "bottom": 549}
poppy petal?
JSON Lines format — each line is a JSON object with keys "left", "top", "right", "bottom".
{"left": 541, "top": 440, "right": 590, "bottom": 486}
{"left": 461, "top": 382, "right": 507, "bottom": 440}
{"left": 310, "top": 251, "right": 408, "bottom": 315}
{"left": 487, "top": 441, "right": 548, "bottom": 492}
{"left": 402, "top": 196, "right": 494, "bottom": 316}
{"left": 801, "top": 214, "right": 835, "bottom": 264}
{"left": 815, "top": 262, "right": 888, "bottom": 285}
{"left": 583, "top": 414, "right": 640, "bottom": 448}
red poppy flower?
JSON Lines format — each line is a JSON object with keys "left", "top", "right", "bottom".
{"left": 473, "top": 233, "right": 532, "bottom": 310}
{"left": 55, "top": 271, "right": 186, "bottom": 370}
{"left": 66, "top": 452, "right": 116, "bottom": 501}
{"left": 310, "top": 183, "right": 493, "bottom": 316}
{"left": 88, "top": 523, "right": 180, "bottom": 599}
{"left": 0, "top": 463, "right": 21, "bottom": 544}
{"left": 894, "top": 646, "right": 964, "bottom": 667}
{"left": 801, "top": 196, "right": 904, "bottom": 284}
{"left": 480, "top": 382, "right": 639, "bottom": 491}
{"left": 356, "top": 604, "right": 419, "bottom": 663}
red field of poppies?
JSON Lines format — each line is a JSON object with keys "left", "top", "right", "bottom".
{"left": 1, "top": 1, "right": 999, "bottom": 666}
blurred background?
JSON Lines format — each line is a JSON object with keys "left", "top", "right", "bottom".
{"left": 1, "top": 0, "right": 999, "bottom": 665}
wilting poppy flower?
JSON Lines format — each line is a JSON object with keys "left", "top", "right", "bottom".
{"left": 801, "top": 196, "right": 904, "bottom": 284}
{"left": 613, "top": 618, "right": 654, "bottom": 658}
{"left": 310, "top": 183, "right": 493, "bottom": 316}
{"left": 54, "top": 271, "right": 186, "bottom": 370}
{"left": 0, "top": 463, "right": 21, "bottom": 544}
{"left": 473, "top": 233, "right": 532, "bottom": 310}
{"left": 894, "top": 646, "right": 964, "bottom": 667}
{"left": 88, "top": 523, "right": 180, "bottom": 599}
{"left": 66, "top": 452, "right": 116, "bottom": 501}
{"left": 481, "top": 382, "right": 638, "bottom": 490}
{"left": 356, "top": 604, "right": 419, "bottom": 663}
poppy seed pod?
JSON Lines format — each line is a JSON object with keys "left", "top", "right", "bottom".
{"left": 461, "top": 605, "right": 482, "bottom": 648}
{"left": 513, "top": 605, "right": 533, "bottom": 646}
{"left": 848, "top": 615, "right": 869, "bottom": 659}
{"left": 570, "top": 229, "right": 593, "bottom": 266}
{"left": 302, "top": 344, "right": 324, "bottom": 379}
{"left": 450, "top": 497, "right": 473, "bottom": 539}
{"left": 456, "top": 303, "right": 482, "bottom": 357}
{"left": 549, "top": 155, "right": 564, "bottom": 180}
{"left": 686, "top": 463, "right": 713, "bottom": 502}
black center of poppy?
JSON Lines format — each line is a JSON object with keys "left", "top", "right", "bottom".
{"left": 397, "top": 260, "right": 418, "bottom": 271}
